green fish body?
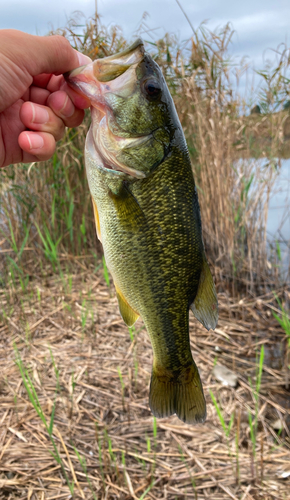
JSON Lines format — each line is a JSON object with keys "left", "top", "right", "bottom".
{"left": 66, "top": 39, "right": 218, "bottom": 424}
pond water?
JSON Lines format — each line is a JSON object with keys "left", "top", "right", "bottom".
{"left": 267, "top": 160, "right": 290, "bottom": 281}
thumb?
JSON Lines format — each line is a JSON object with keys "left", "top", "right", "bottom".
{"left": 0, "top": 30, "right": 91, "bottom": 112}
{"left": 1, "top": 30, "right": 91, "bottom": 75}
{"left": 26, "top": 34, "right": 91, "bottom": 76}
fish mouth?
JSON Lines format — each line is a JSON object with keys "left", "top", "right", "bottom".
{"left": 66, "top": 38, "right": 144, "bottom": 84}
{"left": 85, "top": 110, "right": 150, "bottom": 179}
{"left": 65, "top": 39, "right": 149, "bottom": 178}
{"left": 95, "top": 110, "right": 154, "bottom": 178}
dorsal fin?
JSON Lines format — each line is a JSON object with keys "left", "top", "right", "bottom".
{"left": 190, "top": 257, "right": 218, "bottom": 331}
{"left": 115, "top": 283, "right": 139, "bottom": 327}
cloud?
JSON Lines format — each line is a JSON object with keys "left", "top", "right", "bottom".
{"left": 0, "top": 1, "right": 93, "bottom": 35}
{"left": 1, "top": 0, "right": 290, "bottom": 71}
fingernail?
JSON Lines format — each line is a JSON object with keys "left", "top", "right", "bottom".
{"left": 76, "top": 50, "right": 92, "bottom": 66}
{"left": 30, "top": 103, "right": 49, "bottom": 124}
{"left": 26, "top": 133, "right": 44, "bottom": 150}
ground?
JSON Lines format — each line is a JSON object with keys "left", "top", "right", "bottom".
{"left": 0, "top": 258, "right": 289, "bottom": 499}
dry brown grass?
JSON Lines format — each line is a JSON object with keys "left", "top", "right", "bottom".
{"left": 172, "top": 26, "right": 290, "bottom": 290}
{"left": 1, "top": 18, "right": 289, "bottom": 290}
{"left": 0, "top": 260, "right": 289, "bottom": 499}
{"left": 0, "top": 121, "right": 92, "bottom": 269}
{"left": 179, "top": 76, "right": 280, "bottom": 291}
{"left": 0, "top": 14, "right": 289, "bottom": 500}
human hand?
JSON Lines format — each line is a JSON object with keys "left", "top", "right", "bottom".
{"left": 0, "top": 29, "right": 92, "bottom": 168}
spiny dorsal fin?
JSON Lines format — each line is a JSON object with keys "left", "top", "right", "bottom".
{"left": 115, "top": 283, "right": 139, "bottom": 327}
{"left": 190, "top": 257, "right": 218, "bottom": 331}
{"left": 91, "top": 197, "right": 102, "bottom": 243}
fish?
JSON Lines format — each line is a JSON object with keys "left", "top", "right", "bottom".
{"left": 65, "top": 39, "right": 218, "bottom": 424}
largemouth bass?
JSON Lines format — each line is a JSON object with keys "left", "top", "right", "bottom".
{"left": 66, "top": 39, "right": 218, "bottom": 424}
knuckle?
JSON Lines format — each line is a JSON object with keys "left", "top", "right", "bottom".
{"left": 64, "top": 109, "right": 84, "bottom": 128}
{"left": 55, "top": 122, "right": 65, "bottom": 141}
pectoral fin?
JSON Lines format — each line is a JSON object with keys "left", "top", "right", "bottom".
{"left": 92, "top": 197, "right": 102, "bottom": 242}
{"left": 109, "top": 183, "right": 146, "bottom": 231}
{"left": 190, "top": 257, "right": 218, "bottom": 330}
{"left": 115, "top": 284, "right": 139, "bottom": 327}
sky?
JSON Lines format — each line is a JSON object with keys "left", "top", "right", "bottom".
{"left": 2, "top": 0, "right": 290, "bottom": 73}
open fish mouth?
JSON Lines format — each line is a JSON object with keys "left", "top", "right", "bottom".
{"left": 66, "top": 38, "right": 144, "bottom": 85}
{"left": 65, "top": 39, "right": 151, "bottom": 178}
{"left": 94, "top": 111, "right": 153, "bottom": 178}
{"left": 85, "top": 121, "right": 149, "bottom": 179}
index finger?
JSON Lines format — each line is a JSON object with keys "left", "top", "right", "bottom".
{"left": 33, "top": 74, "right": 64, "bottom": 93}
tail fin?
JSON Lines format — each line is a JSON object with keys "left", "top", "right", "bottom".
{"left": 149, "top": 363, "right": 206, "bottom": 424}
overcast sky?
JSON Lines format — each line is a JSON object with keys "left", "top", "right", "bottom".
{"left": 2, "top": 0, "right": 290, "bottom": 72}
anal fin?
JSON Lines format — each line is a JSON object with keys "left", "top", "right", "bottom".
{"left": 115, "top": 284, "right": 139, "bottom": 327}
{"left": 190, "top": 257, "right": 218, "bottom": 330}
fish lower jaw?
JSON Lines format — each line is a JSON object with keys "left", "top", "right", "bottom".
{"left": 91, "top": 108, "right": 151, "bottom": 179}
{"left": 87, "top": 119, "right": 147, "bottom": 179}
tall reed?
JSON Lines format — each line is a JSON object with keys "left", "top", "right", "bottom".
{"left": 0, "top": 14, "right": 288, "bottom": 291}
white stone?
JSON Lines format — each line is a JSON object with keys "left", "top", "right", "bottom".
{"left": 213, "top": 364, "right": 238, "bottom": 388}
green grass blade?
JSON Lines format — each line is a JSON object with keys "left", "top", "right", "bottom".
{"left": 102, "top": 256, "right": 110, "bottom": 287}
{"left": 139, "top": 481, "right": 155, "bottom": 500}
{"left": 256, "top": 344, "right": 264, "bottom": 395}
{"left": 209, "top": 389, "right": 227, "bottom": 434}
{"left": 48, "top": 395, "right": 57, "bottom": 437}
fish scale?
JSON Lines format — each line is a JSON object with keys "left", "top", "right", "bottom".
{"left": 66, "top": 38, "right": 218, "bottom": 424}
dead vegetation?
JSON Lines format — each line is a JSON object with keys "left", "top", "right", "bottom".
{"left": 0, "top": 13, "right": 289, "bottom": 500}
{"left": 0, "top": 261, "right": 289, "bottom": 499}
{"left": 0, "top": 17, "right": 289, "bottom": 291}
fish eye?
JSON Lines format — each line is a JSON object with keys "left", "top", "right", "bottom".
{"left": 142, "top": 79, "right": 162, "bottom": 100}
